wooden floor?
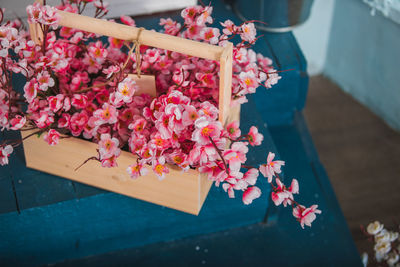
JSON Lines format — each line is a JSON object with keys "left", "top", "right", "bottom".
{"left": 304, "top": 75, "right": 400, "bottom": 256}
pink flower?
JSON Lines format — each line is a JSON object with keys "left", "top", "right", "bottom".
{"left": 188, "top": 143, "right": 220, "bottom": 166}
{"left": 243, "top": 168, "right": 259, "bottom": 186}
{"left": 168, "top": 150, "right": 189, "bottom": 171}
{"left": 144, "top": 49, "right": 160, "bottom": 64}
{"left": 70, "top": 72, "right": 90, "bottom": 91}
{"left": 199, "top": 101, "right": 219, "bottom": 120}
{"left": 259, "top": 152, "right": 285, "bottom": 182}
{"left": 98, "top": 133, "right": 121, "bottom": 160}
{"left": 184, "top": 24, "right": 203, "bottom": 39}
{"left": 41, "top": 5, "right": 60, "bottom": 29}
{"left": 265, "top": 70, "right": 281, "bottom": 89}
{"left": 220, "top": 19, "right": 236, "bottom": 35}
{"left": 226, "top": 121, "right": 241, "bottom": 139}
{"left": 37, "top": 71, "right": 55, "bottom": 91}
{"left": 69, "top": 111, "right": 88, "bottom": 136}
{"left": 247, "top": 126, "right": 263, "bottom": 146}
{"left": 23, "top": 78, "right": 38, "bottom": 103}
{"left": 200, "top": 27, "right": 220, "bottom": 44}
{"left": 35, "top": 110, "right": 54, "bottom": 129}
{"left": 26, "top": 3, "right": 43, "bottom": 24}
{"left": 126, "top": 162, "right": 148, "bottom": 179}
{"left": 192, "top": 117, "right": 223, "bottom": 145}
{"left": 71, "top": 94, "right": 88, "bottom": 109}
{"left": 293, "top": 204, "right": 321, "bottom": 229}
{"left": 182, "top": 105, "right": 199, "bottom": 127}
{"left": 115, "top": 77, "right": 137, "bottom": 103}
{"left": 108, "top": 37, "right": 124, "bottom": 49}
{"left": 240, "top": 23, "right": 257, "bottom": 42}
{"left": 48, "top": 94, "right": 64, "bottom": 112}
{"left": 152, "top": 156, "right": 169, "bottom": 180}
{"left": 196, "top": 6, "right": 213, "bottom": 26}
{"left": 181, "top": 6, "right": 202, "bottom": 25}
{"left": 120, "top": 15, "right": 136, "bottom": 26}
{"left": 198, "top": 161, "right": 228, "bottom": 183}
{"left": 222, "top": 183, "right": 235, "bottom": 198}
{"left": 88, "top": 41, "right": 108, "bottom": 63}
{"left": 0, "top": 145, "right": 13, "bottom": 166}
{"left": 43, "top": 129, "right": 60, "bottom": 146}
{"left": 239, "top": 71, "right": 258, "bottom": 93}
{"left": 58, "top": 113, "right": 70, "bottom": 128}
{"left": 102, "top": 65, "right": 120, "bottom": 79}
{"left": 224, "top": 142, "right": 248, "bottom": 174}
{"left": 155, "top": 114, "right": 173, "bottom": 139}
{"left": 101, "top": 155, "right": 119, "bottom": 168}
{"left": 195, "top": 73, "right": 216, "bottom": 87}
{"left": 271, "top": 178, "right": 299, "bottom": 207}
{"left": 93, "top": 103, "right": 118, "bottom": 126}
{"left": 10, "top": 115, "right": 26, "bottom": 130}
{"left": 27, "top": 3, "right": 60, "bottom": 28}
{"left": 160, "top": 18, "right": 181, "bottom": 35}
{"left": 234, "top": 48, "right": 248, "bottom": 64}
{"left": 242, "top": 186, "right": 261, "bottom": 205}
{"left": 128, "top": 117, "right": 147, "bottom": 134}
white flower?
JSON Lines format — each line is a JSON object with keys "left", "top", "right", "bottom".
{"left": 387, "top": 252, "right": 399, "bottom": 266}
{"left": 375, "top": 229, "right": 391, "bottom": 244}
{"left": 367, "top": 221, "right": 384, "bottom": 235}
{"left": 361, "top": 252, "right": 368, "bottom": 267}
{"left": 389, "top": 231, "right": 399, "bottom": 242}
{"left": 374, "top": 241, "right": 391, "bottom": 259}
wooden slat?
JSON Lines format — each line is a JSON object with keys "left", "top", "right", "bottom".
{"left": 30, "top": 4, "right": 233, "bottom": 125}
{"left": 56, "top": 10, "right": 225, "bottom": 61}
{"left": 21, "top": 130, "right": 213, "bottom": 215}
{"left": 219, "top": 43, "right": 233, "bottom": 125}
{"left": 0, "top": 167, "right": 18, "bottom": 214}
{"left": 0, "top": 132, "right": 18, "bottom": 214}
{"left": 3, "top": 130, "right": 76, "bottom": 211}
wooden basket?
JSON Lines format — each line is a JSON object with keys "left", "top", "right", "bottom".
{"left": 22, "top": 5, "right": 239, "bottom": 215}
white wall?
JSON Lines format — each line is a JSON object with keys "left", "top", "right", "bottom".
{"left": 293, "top": 0, "right": 335, "bottom": 76}
{"left": 1, "top": 0, "right": 196, "bottom": 21}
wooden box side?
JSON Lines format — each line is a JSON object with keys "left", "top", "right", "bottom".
{"left": 21, "top": 131, "right": 212, "bottom": 215}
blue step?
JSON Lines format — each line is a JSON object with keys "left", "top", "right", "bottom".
{"left": 0, "top": 93, "right": 277, "bottom": 266}
{"left": 52, "top": 112, "right": 362, "bottom": 267}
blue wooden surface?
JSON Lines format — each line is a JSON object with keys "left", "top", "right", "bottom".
{"left": 54, "top": 113, "right": 362, "bottom": 267}
{"left": 0, "top": 93, "right": 276, "bottom": 266}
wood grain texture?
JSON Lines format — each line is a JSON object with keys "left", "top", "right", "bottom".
{"left": 21, "top": 130, "right": 213, "bottom": 215}
{"left": 128, "top": 74, "right": 157, "bottom": 97}
{"left": 30, "top": 2, "right": 233, "bottom": 124}
{"left": 219, "top": 43, "right": 233, "bottom": 125}
{"left": 304, "top": 75, "right": 400, "bottom": 256}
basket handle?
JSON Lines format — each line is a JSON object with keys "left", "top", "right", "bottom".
{"left": 29, "top": 2, "right": 233, "bottom": 125}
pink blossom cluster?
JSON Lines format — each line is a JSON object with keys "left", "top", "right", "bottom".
{"left": 0, "top": 2, "right": 319, "bottom": 228}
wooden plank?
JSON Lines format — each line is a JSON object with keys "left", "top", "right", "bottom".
{"left": 0, "top": 132, "right": 18, "bottom": 214}
{"left": 0, "top": 175, "right": 269, "bottom": 266}
{"left": 50, "top": 117, "right": 362, "bottom": 267}
{"left": 219, "top": 43, "right": 233, "bottom": 125}
{"left": 0, "top": 167, "right": 18, "bottom": 214}
{"left": 287, "top": 34, "right": 309, "bottom": 110}
{"left": 21, "top": 130, "right": 212, "bottom": 215}
{"left": 3, "top": 130, "right": 76, "bottom": 211}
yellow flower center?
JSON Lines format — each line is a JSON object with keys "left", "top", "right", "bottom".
{"left": 155, "top": 164, "right": 164, "bottom": 174}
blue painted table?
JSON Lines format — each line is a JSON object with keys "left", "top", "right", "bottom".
{"left": 0, "top": 0, "right": 361, "bottom": 266}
